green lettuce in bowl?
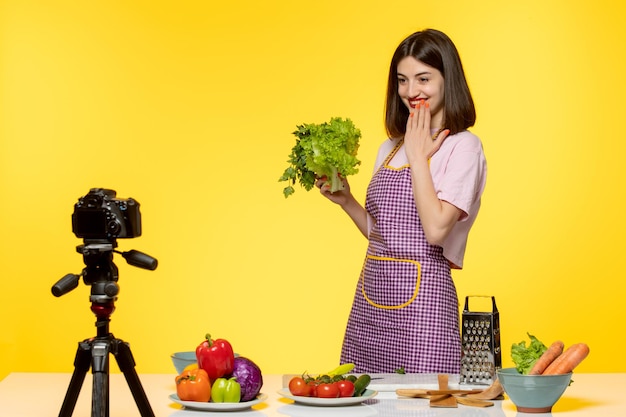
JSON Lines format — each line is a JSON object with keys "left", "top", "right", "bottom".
{"left": 511, "top": 333, "right": 548, "bottom": 374}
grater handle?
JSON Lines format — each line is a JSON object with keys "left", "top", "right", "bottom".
{"left": 492, "top": 296, "right": 498, "bottom": 313}
{"left": 463, "top": 295, "right": 498, "bottom": 313}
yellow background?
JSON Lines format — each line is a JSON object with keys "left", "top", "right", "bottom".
{"left": 1, "top": 0, "right": 625, "bottom": 381}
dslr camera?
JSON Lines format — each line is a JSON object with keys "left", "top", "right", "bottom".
{"left": 72, "top": 188, "right": 141, "bottom": 239}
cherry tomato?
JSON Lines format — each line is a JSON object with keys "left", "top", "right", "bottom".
{"left": 316, "top": 382, "right": 340, "bottom": 398}
{"left": 337, "top": 380, "right": 355, "bottom": 397}
{"left": 289, "top": 377, "right": 311, "bottom": 397}
{"left": 307, "top": 380, "right": 318, "bottom": 397}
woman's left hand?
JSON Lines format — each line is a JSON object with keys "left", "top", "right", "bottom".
{"left": 404, "top": 101, "right": 449, "bottom": 163}
{"left": 403, "top": 100, "right": 460, "bottom": 246}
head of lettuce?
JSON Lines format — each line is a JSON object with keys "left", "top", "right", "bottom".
{"left": 279, "top": 117, "right": 361, "bottom": 198}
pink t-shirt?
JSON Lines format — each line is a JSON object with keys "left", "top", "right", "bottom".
{"left": 368, "top": 130, "right": 487, "bottom": 268}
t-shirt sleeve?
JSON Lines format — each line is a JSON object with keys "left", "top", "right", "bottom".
{"left": 435, "top": 135, "right": 486, "bottom": 221}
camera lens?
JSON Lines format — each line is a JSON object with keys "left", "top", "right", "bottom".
{"left": 107, "top": 219, "right": 121, "bottom": 236}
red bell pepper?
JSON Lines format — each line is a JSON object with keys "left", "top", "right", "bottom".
{"left": 196, "top": 333, "right": 235, "bottom": 382}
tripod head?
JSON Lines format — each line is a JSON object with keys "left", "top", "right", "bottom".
{"left": 52, "top": 239, "right": 158, "bottom": 302}
{"left": 51, "top": 188, "right": 158, "bottom": 303}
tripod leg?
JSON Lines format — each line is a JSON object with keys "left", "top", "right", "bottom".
{"left": 90, "top": 339, "right": 111, "bottom": 417}
{"left": 58, "top": 341, "right": 92, "bottom": 417}
{"left": 112, "top": 338, "right": 155, "bottom": 417}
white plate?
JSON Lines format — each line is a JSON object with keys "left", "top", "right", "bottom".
{"left": 169, "top": 393, "right": 267, "bottom": 411}
{"left": 277, "top": 388, "right": 377, "bottom": 406}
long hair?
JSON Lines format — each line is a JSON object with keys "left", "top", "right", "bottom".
{"left": 385, "top": 29, "right": 476, "bottom": 138}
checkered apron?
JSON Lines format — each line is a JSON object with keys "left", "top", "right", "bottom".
{"left": 340, "top": 141, "right": 461, "bottom": 374}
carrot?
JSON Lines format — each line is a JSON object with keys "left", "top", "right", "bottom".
{"left": 529, "top": 340, "right": 564, "bottom": 375}
{"left": 542, "top": 343, "right": 590, "bottom": 375}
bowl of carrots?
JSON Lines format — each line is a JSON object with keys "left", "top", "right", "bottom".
{"left": 498, "top": 341, "right": 590, "bottom": 413}
{"left": 497, "top": 368, "right": 572, "bottom": 413}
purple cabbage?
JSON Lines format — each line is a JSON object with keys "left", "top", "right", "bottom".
{"left": 231, "top": 356, "right": 263, "bottom": 401}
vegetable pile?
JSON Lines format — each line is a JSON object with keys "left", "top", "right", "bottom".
{"left": 511, "top": 333, "right": 590, "bottom": 375}
{"left": 174, "top": 333, "right": 263, "bottom": 403}
{"left": 287, "top": 363, "right": 372, "bottom": 398}
{"left": 279, "top": 117, "right": 361, "bottom": 198}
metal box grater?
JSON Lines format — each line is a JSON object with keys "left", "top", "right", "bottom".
{"left": 460, "top": 295, "right": 501, "bottom": 385}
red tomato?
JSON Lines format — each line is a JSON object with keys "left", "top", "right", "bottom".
{"left": 337, "top": 380, "right": 355, "bottom": 397}
{"left": 307, "top": 380, "right": 318, "bottom": 397}
{"left": 289, "top": 377, "right": 311, "bottom": 397}
{"left": 316, "top": 382, "right": 340, "bottom": 398}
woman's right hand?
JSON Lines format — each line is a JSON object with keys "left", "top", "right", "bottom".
{"left": 317, "top": 175, "right": 369, "bottom": 238}
{"left": 316, "top": 175, "right": 352, "bottom": 207}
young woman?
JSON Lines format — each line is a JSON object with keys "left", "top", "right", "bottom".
{"left": 317, "top": 29, "right": 487, "bottom": 373}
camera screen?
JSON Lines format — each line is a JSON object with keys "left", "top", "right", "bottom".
{"left": 74, "top": 210, "right": 107, "bottom": 237}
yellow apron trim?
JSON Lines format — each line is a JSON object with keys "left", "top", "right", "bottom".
{"left": 382, "top": 140, "right": 408, "bottom": 171}
{"left": 383, "top": 138, "right": 433, "bottom": 170}
{"left": 361, "top": 254, "right": 421, "bottom": 310}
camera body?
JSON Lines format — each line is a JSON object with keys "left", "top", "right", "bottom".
{"left": 72, "top": 188, "right": 142, "bottom": 239}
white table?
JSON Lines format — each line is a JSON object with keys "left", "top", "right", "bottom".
{"left": 0, "top": 372, "right": 624, "bottom": 416}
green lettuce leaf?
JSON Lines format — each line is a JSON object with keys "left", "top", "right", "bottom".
{"left": 511, "top": 333, "right": 548, "bottom": 374}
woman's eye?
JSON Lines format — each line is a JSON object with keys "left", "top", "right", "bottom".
{"left": 397, "top": 78, "right": 407, "bottom": 84}
{"left": 419, "top": 77, "right": 429, "bottom": 83}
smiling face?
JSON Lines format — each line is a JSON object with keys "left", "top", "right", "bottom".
{"left": 397, "top": 56, "right": 445, "bottom": 129}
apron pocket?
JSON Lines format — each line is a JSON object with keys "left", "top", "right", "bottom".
{"left": 361, "top": 255, "right": 421, "bottom": 310}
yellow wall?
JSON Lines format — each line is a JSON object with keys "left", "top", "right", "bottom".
{"left": 1, "top": 0, "right": 625, "bottom": 380}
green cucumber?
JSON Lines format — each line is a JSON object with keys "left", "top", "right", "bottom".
{"left": 353, "top": 374, "right": 371, "bottom": 397}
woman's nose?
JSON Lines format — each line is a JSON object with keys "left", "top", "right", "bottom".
{"left": 408, "top": 81, "right": 420, "bottom": 97}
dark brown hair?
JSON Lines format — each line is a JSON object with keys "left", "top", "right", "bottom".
{"left": 385, "top": 29, "right": 476, "bottom": 138}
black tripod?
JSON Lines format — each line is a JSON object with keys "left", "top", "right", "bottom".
{"left": 52, "top": 241, "right": 158, "bottom": 417}
{"left": 58, "top": 300, "right": 154, "bottom": 417}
